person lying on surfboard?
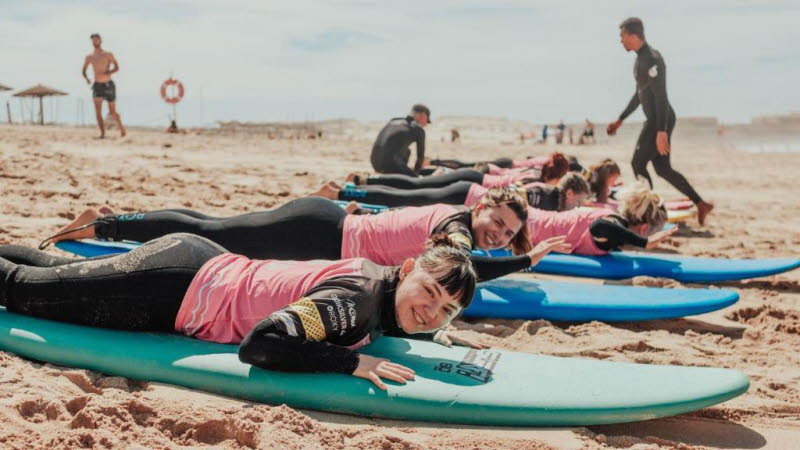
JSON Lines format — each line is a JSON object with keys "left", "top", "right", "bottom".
{"left": 585, "top": 158, "right": 622, "bottom": 205}
{"left": 0, "top": 233, "right": 479, "bottom": 390}
{"left": 315, "top": 172, "right": 590, "bottom": 212}
{"left": 342, "top": 152, "right": 569, "bottom": 192}
{"left": 41, "top": 189, "right": 572, "bottom": 282}
{"left": 526, "top": 181, "right": 677, "bottom": 255}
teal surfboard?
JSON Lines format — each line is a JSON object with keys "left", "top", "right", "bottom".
{"left": 53, "top": 240, "right": 739, "bottom": 322}
{"left": 0, "top": 307, "right": 748, "bottom": 426}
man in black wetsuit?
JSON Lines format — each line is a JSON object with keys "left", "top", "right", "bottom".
{"left": 607, "top": 18, "right": 713, "bottom": 225}
{"left": 370, "top": 104, "right": 430, "bottom": 176}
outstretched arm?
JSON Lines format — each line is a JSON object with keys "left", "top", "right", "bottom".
{"left": 618, "top": 91, "right": 640, "bottom": 121}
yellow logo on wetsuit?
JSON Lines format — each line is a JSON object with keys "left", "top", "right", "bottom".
{"left": 289, "top": 297, "right": 327, "bottom": 341}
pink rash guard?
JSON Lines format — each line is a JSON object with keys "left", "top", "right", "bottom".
{"left": 176, "top": 254, "right": 365, "bottom": 344}
{"left": 526, "top": 207, "right": 613, "bottom": 255}
{"left": 340, "top": 204, "right": 470, "bottom": 265}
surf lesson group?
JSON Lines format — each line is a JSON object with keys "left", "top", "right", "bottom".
{"left": 1, "top": 16, "right": 798, "bottom": 429}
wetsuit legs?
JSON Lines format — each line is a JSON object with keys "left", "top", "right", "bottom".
{"left": 430, "top": 158, "right": 513, "bottom": 170}
{"left": 372, "top": 152, "right": 418, "bottom": 177}
{"left": 340, "top": 181, "right": 473, "bottom": 207}
{"left": 0, "top": 234, "right": 226, "bottom": 330}
{"left": 95, "top": 197, "right": 347, "bottom": 260}
{"left": 0, "top": 245, "right": 81, "bottom": 266}
{"left": 367, "top": 169, "right": 485, "bottom": 189}
{"left": 632, "top": 118, "right": 702, "bottom": 203}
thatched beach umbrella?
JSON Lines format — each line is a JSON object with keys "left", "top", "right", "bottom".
{"left": 1, "top": 83, "right": 11, "bottom": 123}
{"left": 14, "top": 84, "right": 67, "bottom": 125}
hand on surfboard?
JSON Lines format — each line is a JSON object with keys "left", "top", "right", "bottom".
{"left": 527, "top": 236, "right": 572, "bottom": 267}
{"left": 646, "top": 225, "right": 678, "bottom": 250}
{"left": 434, "top": 330, "right": 489, "bottom": 349}
{"left": 353, "top": 355, "right": 415, "bottom": 390}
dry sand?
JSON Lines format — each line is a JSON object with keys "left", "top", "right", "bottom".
{"left": 0, "top": 120, "right": 798, "bottom": 449}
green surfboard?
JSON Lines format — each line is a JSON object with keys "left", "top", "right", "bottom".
{"left": 0, "top": 307, "right": 748, "bottom": 426}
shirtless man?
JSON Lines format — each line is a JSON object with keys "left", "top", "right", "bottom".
{"left": 82, "top": 33, "right": 125, "bottom": 138}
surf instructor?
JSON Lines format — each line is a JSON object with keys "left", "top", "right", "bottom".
{"left": 606, "top": 18, "right": 713, "bottom": 225}
{"left": 370, "top": 104, "right": 430, "bottom": 176}
{"left": 82, "top": 33, "right": 126, "bottom": 139}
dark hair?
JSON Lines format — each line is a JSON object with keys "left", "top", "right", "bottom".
{"left": 420, "top": 234, "right": 477, "bottom": 308}
{"left": 541, "top": 152, "right": 569, "bottom": 182}
{"left": 473, "top": 187, "right": 532, "bottom": 254}
{"left": 587, "top": 158, "right": 621, "bottom": 203}
{"left": 411, "top": 103, "right": 431, "bottom": 120}
{"left": 619, "top": 17, "right": 644, "bottom": 40}
{"left": 90, "top": 33, "right": 101, "bottom": 39}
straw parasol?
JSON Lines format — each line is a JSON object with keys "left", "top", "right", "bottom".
{"left": 0, "top": 83, "right": 12, "bottom": 91}
{"left": 14, "top": 84, "right": 67, "bottom": 125}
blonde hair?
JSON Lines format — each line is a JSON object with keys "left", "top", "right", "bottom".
{"left": 619, "top": 181, "right": 668, "bottom": 229}
{"left": 473, "top": 187, "right": 532, "bottom": 254}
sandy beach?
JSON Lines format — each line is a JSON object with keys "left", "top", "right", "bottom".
{"left": 1, "top": 120, "right": 799, "bottom": 449}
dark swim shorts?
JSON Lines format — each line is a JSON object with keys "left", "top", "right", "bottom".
{"left": 92, "top": 81, "right": 116, "bottom": 102}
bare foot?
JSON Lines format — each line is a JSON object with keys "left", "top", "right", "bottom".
{"left": 98, "top": 205, "right": 116, "bottom": 215}
{"left": 344, "top": 201, "right": 361, "bottom": 214}
{"left": 308, "top": 181, "right": 340, "bottom": 200}
{"left": 120, "top": 128, "right": 127, "bottom": 138}
{"left": 49, "top": 207, "right": 102, "bottom": 243}
{"left": 696, "top": 201, "right": 714, "bottom": 226}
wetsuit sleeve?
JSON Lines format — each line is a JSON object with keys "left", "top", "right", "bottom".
{"left": 414, "top": 126, "right": 426, "bottom": 171}
{"left": 648, "top": 57, "right": 670, "bottom": 131}
{"left": 619, "top": 91, "right": 640, "bottom": 121}
{"left": 589, "top": 217, "right": 648, "bottom": 251}
{"left": 238, "top": 284, "right": 371, "bottom": 374}
{"left": 470, "top": 254, "right": 533, "bottom": 282}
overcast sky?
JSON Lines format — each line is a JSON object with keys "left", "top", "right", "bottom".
{"left": 2, "top": 0, "right": 798, "bottom": 126}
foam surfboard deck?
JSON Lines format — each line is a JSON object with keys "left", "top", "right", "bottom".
{"left": 54, "top": 240, "right": 740, "bottom": 321}
{"left": 468, "top": 278, "right": 739, "bottom": 321}
{"left": 474, "top": 248, "right": 800, "bottom": 283}
{"left": 0, "top": 307, "right": 749, "bottom": 426}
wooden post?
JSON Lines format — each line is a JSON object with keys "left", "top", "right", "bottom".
{"left": 6, "top": 100, "right": 10, "bottom": 124}
{"left": 39, "top": 96, "right": 44, "bottom": 125}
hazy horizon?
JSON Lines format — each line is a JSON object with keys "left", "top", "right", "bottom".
{"left": 2, "top": 1, "right": 799, "bottom": 127}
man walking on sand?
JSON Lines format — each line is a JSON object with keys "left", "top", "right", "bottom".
{"left": 82, "top": 33, "right": 125, "bottom": 138}
{"left": 607, "top": 18, "right": 713, "bottom": 225}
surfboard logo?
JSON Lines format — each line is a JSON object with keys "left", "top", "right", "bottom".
{"left": 434, "top": 349, "right": 501, "bottom": 384}
{"left": 648, "top": 65, "right": 658, "bottom": 78}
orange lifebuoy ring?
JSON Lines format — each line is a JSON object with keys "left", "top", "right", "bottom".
{"left": 160, "top": 78, "right": 184, "bottom": 104}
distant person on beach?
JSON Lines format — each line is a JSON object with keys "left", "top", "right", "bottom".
{"left": 555, "top": 121, "right": 565, "bottom": 144}
{"left": 82, "top": 33, "right": 125, "bottom": 138}
{"left": 580, "top": 119, "right": 596, "bottom": 144}
{"left": 606, "top": 18, "right": 713, "bottom": 224}
{"left": 370, "top": 104, "right": 430, "bottom": 176}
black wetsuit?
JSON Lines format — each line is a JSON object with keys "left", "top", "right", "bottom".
{"left": 589, "top": 216, "right": 649, "bottom": 251}
{"left": 78, "top": 198, "right": 530, "bottom": 282}
{"left": 370, "top": 116, "right": 426, "bottom": 176}
{"left": 0, "top": 235, "right": 428, "bottom": 374}
{"left": 618, "top": 42, "right": 702, "bottom": 204}
{"left": 340, "top": 181, "right": 564, "bottom": 211}
{"left": 429, "top": 158, "right": 513, "bottom": 170}
{"left": 365, "top": 169, "right": 486, "bottom": 190}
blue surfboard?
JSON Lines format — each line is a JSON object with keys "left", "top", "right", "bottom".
{"left": 474, "top": 248, "right": 800, "bottom": 283}
{"left": 54, "top": 240, "right": 739, "bottom": 321}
